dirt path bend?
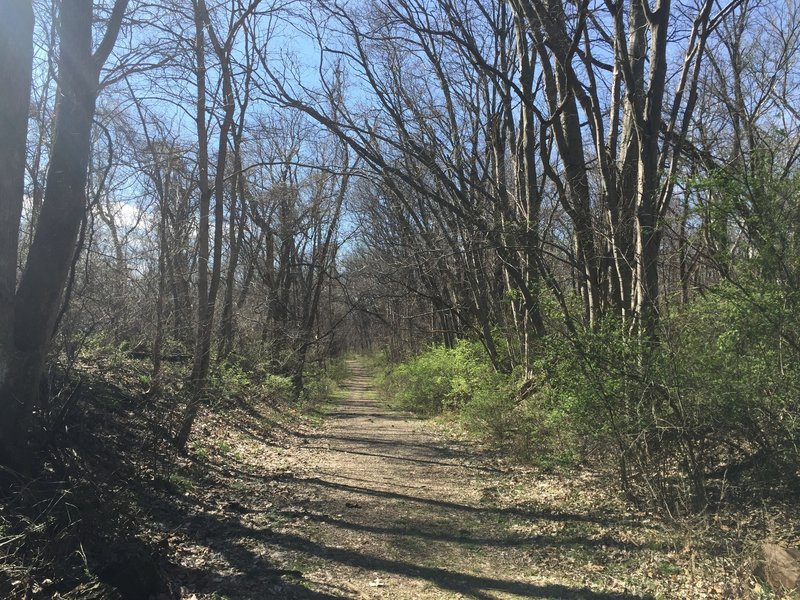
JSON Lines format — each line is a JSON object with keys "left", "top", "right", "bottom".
{"left": 272, "top": 362, "right": 651, "bottom": 600}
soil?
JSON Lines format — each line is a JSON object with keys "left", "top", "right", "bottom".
{"left": 162, "top": 361, "right": 754, "bottom": 599}
{"left": 1, "top": 358, "right": 790, "bottom": 599}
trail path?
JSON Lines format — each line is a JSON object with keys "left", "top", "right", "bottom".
{"left": 265, "top": 362, "right": 651, "bottom": 599}
{"left": 165, "top": 360, "right": 738, "bottom": 598}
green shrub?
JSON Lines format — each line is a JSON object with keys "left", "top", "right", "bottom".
{"left": 298, "top": 357, "right": 350, "bottom": 403}
{"left": 384, "top": 279, "right": 800, "bottom": 511}
{"left": 208, "top": 362, "right": 253, "bottom": 403}
{"left": 459, "top": 370, "right": 518, "bottom": 440}
{"left": 262, "top": 373, "right": 295, "bottom": 402}
{"left": 208, "top": 360, "right": 296, "bottom": 405}
{"left": 386, "top": 340, "right": 493, "bottom": 415}
{"left": 534, "top": 281, "right": 800, "bottom": 509}
{"left": 663, "top": 282, "right": 800, "bottom": 471}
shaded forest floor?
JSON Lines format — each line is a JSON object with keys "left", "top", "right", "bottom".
{"left": 1, "top": 359, "right": 795, "bottom": 598}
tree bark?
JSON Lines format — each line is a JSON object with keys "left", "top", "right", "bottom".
{"left": 0, "top": 0, "right": 34, "bottom": 471}
{"left": 3, "top": 0, "right": 129, "bottom": 471}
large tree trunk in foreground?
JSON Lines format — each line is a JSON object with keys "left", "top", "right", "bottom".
{"left": 0, "top": 0, "right": 35, "bottom": 471}
{"left": 0, "top": 0, "right": 128, "bottom": 473}
{"left": 14, "top": 0, "right": 97, "bottom": 393}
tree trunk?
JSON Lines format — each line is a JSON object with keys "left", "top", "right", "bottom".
{"left": 0, "top": 0, "right": 34, "bottom": 471}
{"left": 4, "top": 0, "right": 129, "bottom": 470}
{"left": 176, "top": 0, "right": 213, "bottom": 451}
{"left": 634, "top": 2, "right": 671, "bottom": 338}
{"left": 13, "top": 0, "right": 96, "bottom": 408}
{"left": 177, "top": 0, "right": 240, "bottom": 448}
{"left": 217, "top": 132, "right": 247, "bottom": 362}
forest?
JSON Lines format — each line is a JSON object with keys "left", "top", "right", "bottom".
{"left": 2, "top": 0, "right": 800, "bottom": 597}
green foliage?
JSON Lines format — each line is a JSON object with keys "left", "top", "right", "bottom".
{"left": 387, "top": 280, "right": 800, "bottom": 511}
{"left": 382, "top": 340, "right": 573, "bottom": 466}
{"left": 665, "top": 281, "right": 800, "bottom": 464}
{"left": 459, "top": 371, "right": 523, "bottom": 443}
{"left": 261, "top": 373, "right": 295, "bottom": 402}
{"left": 491, "top": 324, "right": 641, "bottom": 468}
{"left": 386, "top": 340, "right": 495, "bottom": 415}
{"left": 382, "top": 342, "right": 544, "bottom": 462}
{"left": 324, "top": 357, "right": 352, "bottom": 384}
{"left": 206, "top": 353, "right": 349, "bottom": 408}
{"left": 695, "top": 156, "right": 800, "bottom": 284}
{"left": 300, "top": 357, "right": 350, "bottom": 403}
{"left": 302, "top": 375, "right": 334, "bottom": 403}
{"left": 208, "top": 362, "right": 253, "bottom": 403}
{"left": 208, "top": 360, "right": 297, "bottom": 406}
{"left": 537, "top": 280, "right": 800, "bottom": 509}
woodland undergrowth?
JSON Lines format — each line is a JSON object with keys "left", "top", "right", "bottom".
{"left": 379, "top": 279, "right": 800, "bottom": 519}
{"left": 0, "top": 345, "right": 344, "bottom": 599}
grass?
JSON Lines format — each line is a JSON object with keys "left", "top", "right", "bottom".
{"left": 301, "top": 385, "right": 346, "bottom": 428}
{"left": 163, "top": 471, "right": 195, "bottom": 493}
{"left": 213, "top": 439, "right": 234, "bottom": 454}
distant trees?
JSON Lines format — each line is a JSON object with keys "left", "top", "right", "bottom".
{"left": 268, "top": 0, "right": 742, "bottom": 351}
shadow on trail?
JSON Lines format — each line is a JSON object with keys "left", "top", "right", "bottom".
{"left": 292, "top": 475, "right": 641, "bottom": 528}
{"left": 165, "top": 561, "right": 342, "bottom": 599}
{"left": 322, "top": 410, "right": 410, "bottom": 421}
{"left": 134, "top": 362, "right": 654, "bottom": 599}
{"left": 268, "top": 529, "right": 653, "bottom": 600}
{"left": 273, "top": 509, "right": 665, "bottom": 552}
{"left": 299, "top": 444, "right": 496, "bottom": 471}
{"left": 299, "top": 431, "right": 498, "bottom": 462}
{"left": 141, "top": 484, "right": 652, "bottom": 600}
{"left": 129, "top": 481, "right": 345, "bottom": 599}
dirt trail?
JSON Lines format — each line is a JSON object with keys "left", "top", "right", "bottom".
{"left": 169, "top": 360, "right": 739, "bottom": 598}
{"left": 269, "top": 362, "right": 650, "bottom": 599}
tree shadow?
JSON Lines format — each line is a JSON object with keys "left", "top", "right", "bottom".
{"left": 292, "top": 475, "right": 641, "bottom": 527}
{"left": 131, "top": 472, "right": 652, "bottom": 600}
{"left": 126, "top": 481, "right": 329, "bottom": 599}
{"left": 321, "top": 411, "right": 413, "bottom": 421}
{"left": 266, "top": 529, "right": 654, "bottom": 600}
{"left": 166, "top": 562, "right": 345, "bottom": 599}
{"left": 138, "top": 481, "right": 652, "bottom": 600}
{"left": 297, "top": 444, "right": 496, "bottom": 472}
{"left": 272, "top": 509, "right": 664, "bottom": 552}
{"left": 298, "top": 431, "right": 495, "bottom": 462}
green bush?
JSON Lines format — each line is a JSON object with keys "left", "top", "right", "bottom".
{"left": 383, "top": 340, "right": 585, "bottom": 463}
{"left": 381, "top": 345, "right": 536, "bottom": 466}
{"left": 298, "top": 357, "right": 351, "bottom": 403}
{"left": 535, "top": 281, "right": 800, "bottom": 509}
{"left": 208, "top": 362, "right": 253, "bottom": 403}
{"left": 325, "top": 357, "right": 352, "bottom": 384}
{"left": 207, "top": 359, "right": 297, "bottom": 405}
{"left": 262, "top": 373, "right": 295, "bottom": 402}
{"left": 302, "top": 373, "right": 338, "bottom": 403}
{"left": 459, "top": 371, "right": 519, "bottom": 440}
{"left": 386, "top": 340, "right": 493, "bottom": 415}
{"left": 384, "top": 278, "right": 800, "bottom": 511}
{"left": 664, "top": 282, "right": 800, "bottom": 470}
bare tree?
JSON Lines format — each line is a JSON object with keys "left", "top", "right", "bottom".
{"left": 175, "top": 0, "right": 263, "bottom": 450}
{"left": 0, "top": 0, "right": 130, "bottom": 472}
